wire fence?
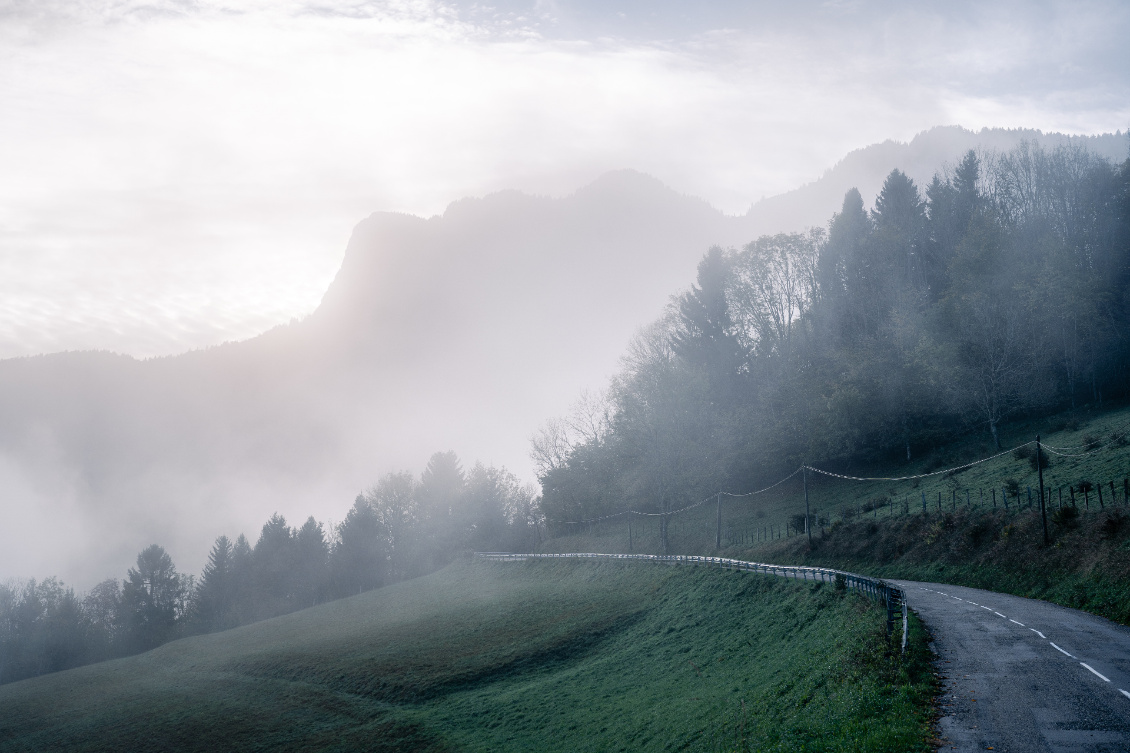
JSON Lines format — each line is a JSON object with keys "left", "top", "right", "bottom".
{"left": 476, "top": 551, "right": 909, "bottom": 651}
{"left": 555, "top": 425, "right": 1130, "bottom": 550}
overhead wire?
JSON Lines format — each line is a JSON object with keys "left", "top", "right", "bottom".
{"left": 559, "top": 421, "right": 1130, "bottom": 527}
{"left": 804, "top": 442, "right": 1034, "bottom": 483}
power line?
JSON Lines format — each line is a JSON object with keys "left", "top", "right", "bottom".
{"left": 804, "top": 442, "right": 1032, "bottom": 483}
{"left": 559, "top": 422, "right": 1130, "bottom": 527}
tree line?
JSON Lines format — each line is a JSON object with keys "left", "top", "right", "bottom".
{"left": 534, "top": 141, "right": 1130, "bottom": 550}
{"left": 0, "top": 453, "right": 540, "bottom": 685}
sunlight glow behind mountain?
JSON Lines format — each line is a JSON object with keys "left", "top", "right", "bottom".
{"left": 2, "top": 0, "right": 1127, "bottom": 359}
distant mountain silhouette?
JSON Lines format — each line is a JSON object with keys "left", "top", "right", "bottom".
{"left": 1, "top": 126, "right": 1123, "bottom": 586}
{"left": 745, "top": 125, "right": 1128, "bottom": 234}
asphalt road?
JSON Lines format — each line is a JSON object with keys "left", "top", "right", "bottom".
{"left": 895, "top": 580, "right": 1130, "bottom": 752}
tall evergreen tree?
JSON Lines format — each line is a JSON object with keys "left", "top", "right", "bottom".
{"left": 294, "top": 518, "right": 328, "bottom": 608}
{"left": 253, "top": 514, "right": 297, "bottom": 617}
{"left": 121, "top": 545, "right": 183, "bottom": 652}
{"left": 331, "top": 496, "right": 387, "bottom": 597}
{"left": 192, "top": 535, "right": 235, "bottom": 633}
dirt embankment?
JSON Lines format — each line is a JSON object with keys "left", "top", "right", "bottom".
{"left": 747, "top": 506, "right": 1130, "bottom": 625}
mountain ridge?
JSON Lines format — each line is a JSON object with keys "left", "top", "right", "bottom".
{"left": 2, "top": 126, "right": 1125, "bottom": 587}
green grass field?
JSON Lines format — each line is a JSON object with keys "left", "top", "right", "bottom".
{"left": 0, "top": 558, "right": 934, "bottom": 752}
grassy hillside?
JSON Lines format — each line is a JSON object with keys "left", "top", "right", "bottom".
{"left": 754, "top": 505, "right": 1130, "bottom": 627}
{"left": 0, "top": 558, "right": 934, "bottom": 752}
{"left": 539, "top": 404, "right": 1130, "bottom": 625}
{"left": 545, "top": 403, "right": 1130, "bottom": 557}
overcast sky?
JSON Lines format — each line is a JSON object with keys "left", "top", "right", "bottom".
{"left": 1, "top": 0, "right": 1128, "bottom": 359}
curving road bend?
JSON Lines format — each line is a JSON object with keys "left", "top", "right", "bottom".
{"left": 895, "top": 580, "right": 1130, "bottom": 752}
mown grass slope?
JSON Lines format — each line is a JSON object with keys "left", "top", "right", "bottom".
{"left": 0, "top": 558, "right": 933, "bottom": 752}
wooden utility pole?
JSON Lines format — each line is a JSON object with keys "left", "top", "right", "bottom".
{"left": 1037, "top": 435, "right": 1049, "bottom": 545}
{"left": 804, "top": 467, "right": 812, "bottom": 546}
{"left": 715, "top": 493, "right": 722, "bottom": 549}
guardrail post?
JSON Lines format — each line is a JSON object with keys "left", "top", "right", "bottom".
{"left": 902, "top": 601, "right": 908, "bottom": 654}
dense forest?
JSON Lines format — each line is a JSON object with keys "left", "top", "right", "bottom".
{"left": 534, "top": 142, "right": 1130, "bottom": 540}
{"left": 0, "top": 454, "right": 541, "bottom": 685}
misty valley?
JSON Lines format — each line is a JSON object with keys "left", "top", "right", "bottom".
{"left": 3, "top": 131, "right": 1130, "bottom": 751}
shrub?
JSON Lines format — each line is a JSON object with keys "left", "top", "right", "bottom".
{"left": 790, "top": 513, "right": 817, "bottom": 533}
{"left": 1052, "top": 506, "right": 1079, "bottom": 529}
{"left": 1048, "top": 415, "right": 1082, "bottom": 432}
{"left": 862, "top": 496, "right": 888, "bottom": 513}
{"left": 1100, "top": 512, "right": 1127, "bottom": 540}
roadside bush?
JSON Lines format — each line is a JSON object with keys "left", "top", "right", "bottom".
{"left": 1048, "top": 415, "right": 1083, "bottom": 433}
{"left": 1052, "top": 506, "right": 1079, "bottom": 529}
{"left": 863, "top": 496, "right": 889, "bottom": 513}
{"left": 1100, "top": 512, "right": 1127, "bottom": 540}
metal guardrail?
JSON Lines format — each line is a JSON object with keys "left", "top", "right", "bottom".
{"left": 476, "top": 551, "right": 909, "bottom": 651}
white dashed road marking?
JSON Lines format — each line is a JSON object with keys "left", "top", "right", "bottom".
{"left": 922, "top": 583, "right": 1130, "bottom": 711}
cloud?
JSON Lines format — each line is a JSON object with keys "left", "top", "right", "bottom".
{"left": 0, "top": 0, "right": 1127, "bottom": 359}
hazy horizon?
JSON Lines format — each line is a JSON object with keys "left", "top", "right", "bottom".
{"left": 3, "top": 0, "right": 1130, "bottom": 589}
{"left": 3, "top": 0, "right": 1128, "bottom": 361}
